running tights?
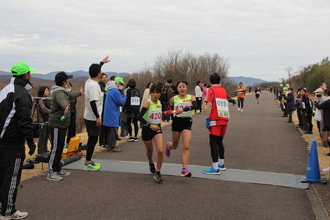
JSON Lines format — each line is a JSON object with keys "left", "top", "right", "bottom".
{"left": 86, "top": 136, "right": 98, "bottom": 161}
{"left": 209, "top": 135, "right": 225, "bottom": 162}
{"left": 127, "top": 117, "right": 139, "bottom": 137}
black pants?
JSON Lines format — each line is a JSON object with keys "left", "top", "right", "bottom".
{"left": 37, "top": 123, "right": 50, "bottom": 154}
{"left": 99, "top": 125, "right": 108, "bottom": 146}
{"left": 0, "top": 143, "right": 25, "bottom": 216}
{"left": 209, "top": 135, "right": 225, "bottom": 162}
{"left": 49, "top": 127, "right": 67, "bottom": 173}
{"left": 66, "top": 114, "right": 76, "bottom": 144}
{"left": 238, "top": 98, "right": 244, "bottom": 109}
{"left": 195, "top": 97, "right": 202, "bottom": 113}
{"left": 127, "top": 116, "right": 139, "bottom": 137}
{"left": 297, "top": 108, "right": 303, "bottom": 127}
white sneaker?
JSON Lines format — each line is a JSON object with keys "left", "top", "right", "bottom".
{"left": 241, "top": 109, "right": 243, "bottom": 112}
{"left": 1, "top": 210, "right": 28, "bottom": 219}
{"left": 322, "top": 167, "right": 330, "bottom": 172}
{"left": 238, "top": 108, "right": 241, "bottom": 111}
{"left": 47, "top": 172, "right": 63, "bottom": 181}
{"left": 57, "top": 169, "right": 71, "bottom": 177}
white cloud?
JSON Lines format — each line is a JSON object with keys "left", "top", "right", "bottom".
{"left": 0, "top": 0, "right": 329, "bottom": 81}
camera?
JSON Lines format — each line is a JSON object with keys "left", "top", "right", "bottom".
{"left": 316, "top": 94, "right": 322, "bottom": 97}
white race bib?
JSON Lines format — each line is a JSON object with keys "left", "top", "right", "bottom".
{"left": 131, "top": 97, "right": 140, "bottom": 106}
{"left": 148, "top": 110, "right": 162, "bottom": 124}
{"left": 215, "top": 98, "right": 229, "bottom": 118}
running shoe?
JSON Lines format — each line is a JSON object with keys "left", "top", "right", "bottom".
{"left": 180, "top": 168, "right": 192, "bottom": 177}
{"left": 134, "top": 137, "right": 138, "bottom": 142}
{"left": 154, "top": 172, "right": 163, "bottom": 183}
{"left": 165, "top": 142, "right": 172, "bottom": 157}
{"left": 46, "top": 172, "right": 63, "bottom": 181}
{"left": 107, "top": 147, "right": 122, "bottom": 152}
{"left": 203, "top": 167, "right": 220, "bottom": 175}
{"left": 90, "top": 161, "right": 101, "bottom": 167}
{"left": 237, "top": 108, "right": 241, "bottom": 111}
{"left": 218, "top": 164, "right": 226, "bottom": 171}
{"left": 149, "top": 163, "right": 156, "bottom": 174}
{"left": 1, "top": 210, "right": 28, "bottom": 219}
{"left": 57, "top": 169, "right": 71, "bottom": 177}
{"left": 83, "top": 163, "right": 100, "bottom": 171}
{"left": 241, "top": 109, "right": 243, "bottom": 112}
{"left": 127, "top": 137, "right": 135, "bottom": 142}
{"left": 322, "top": 167, "right": 330, "bottom": 172}
{"left": 209, "top": 164, "right": 226, "bottom": 170}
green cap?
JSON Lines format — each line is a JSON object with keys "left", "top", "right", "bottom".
{"left": 279, "top": 84, "right": 283, "bottom": 86}
{"left": 285, "top": 84, "right": 289, "bottom": 87}
{"left": 11, "top": 61, "right": 36, "bottom": 76}
{"left": 283, "top": 87, "right": 288, "bottom": 90}
{"left": 114, "top": 77, "right": 125, "bottom": 85}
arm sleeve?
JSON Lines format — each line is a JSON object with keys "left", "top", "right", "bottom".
{"left": 137, "top": 107, "right": 149, "bottom": 126}
{"left": 90, "top": 100, "right": 100, "bottom": 118}
{"left": 183, "top": 101, "right": 198, "bottom": 111}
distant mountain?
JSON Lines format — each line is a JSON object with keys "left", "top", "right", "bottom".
{"left": 228, "top": 76, "right": 267, "bottom": 86}
{"left": 0, "top": 70, "right": 130, "bottom": 80}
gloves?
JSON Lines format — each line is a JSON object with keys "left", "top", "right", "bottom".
{"left": 206, "top": 118, "right": 210, "bottom": 130}
{"left": 27, "top": 139, "right": 36, "bottom": 156}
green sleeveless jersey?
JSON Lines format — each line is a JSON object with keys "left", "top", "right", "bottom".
{"left": 143, "top": 99, "right": 162, "bottom": 124}
{"left": 174, "top": 94, "right": 192, "bottom": 118}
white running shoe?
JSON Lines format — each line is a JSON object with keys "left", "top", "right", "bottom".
{"left": 241, "top": 109, "right": 243, "bottom": 112}
{"left": 238, "top": 108, "right": 241, "bottom": 111}
{"left": 322, "top": 167, "right": 330, "bottom": 172}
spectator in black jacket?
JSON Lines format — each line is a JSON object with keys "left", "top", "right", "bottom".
{"left": 316, "top": 90, "right": 330, "bottom": 170}
{"left": 123, "top": 79, "right": 141, "bottom": 142}
{"left": 283, "top": 88, "right": 295, "bottom": 123}
{"left": 0, "top": 61, "right": 36, "bottom": 219}
{"left": 300, "top": 88, "right": 313, "bottom": 135}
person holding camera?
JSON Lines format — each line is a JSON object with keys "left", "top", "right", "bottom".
{"left": 0, "top": 61, "right": 37, "bottom": 219}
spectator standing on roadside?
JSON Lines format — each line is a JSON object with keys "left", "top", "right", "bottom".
{"left": 300, "top": 88, "right": 313, "bottom": 135}
{"left": 315, "top": 90, "right": 330, "bottom": 171}
{"left": 66, "top": 82, "right": 77, "bottom": 144}
{"left": 0, "top": 61, "right": 36, "bottom": 219}
{"left": 103, "top": 77, "right": 127, "bottom": 152}
{"left": 123, "top": 79, "right": 141, "bottom": 142}
{"left": 160, "top": 79, "right": 173, "bottom": 122}
{"left": 120, "top": 84, "right": 129, "bottom": 138}
{"left": 236, "top": 82, "right": 246, "bottom": 112}
{"left": 48, "top": 72, "right": 83, "bottom": 180}
{"left": 99, "top": 73, "right": 109, "bottom": 148}
{"left": 283, "top": 88, "right": 295, "bottom": 123}
{"left": 37, "top": 86, "right": 51, "bottom": 154}
{"left": 202, "top": 82, "right": 207, "bottom": 110}
{"left": 83, "top": 56, "right": 109, "bottom": 171}
{"left": 195, "top": 81, "right": 203, "bottom": 114}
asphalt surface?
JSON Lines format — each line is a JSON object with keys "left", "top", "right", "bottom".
{"left": 16, "top": 91, "right": 328, "bottom": 220}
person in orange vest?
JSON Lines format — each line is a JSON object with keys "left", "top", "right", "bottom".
{"left": 235, "top": 82, "right": 246, "bottom": 112}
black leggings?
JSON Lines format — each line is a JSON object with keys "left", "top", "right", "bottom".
{"left": 209, "top": 135, "right": 225, "bottom": 162}
{"left": 86, "top": 136, "right": 98, "bottom": 161}
{"left": 127, "top": 117, "right": 139, "bottom": 137}
{"left": 238, "top": 98, "right": 244, "bottom": 109}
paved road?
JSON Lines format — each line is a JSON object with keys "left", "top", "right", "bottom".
{"left": 17, "top": 91, "right": 326, "bottom": 219}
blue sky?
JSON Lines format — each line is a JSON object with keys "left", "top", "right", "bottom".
{"left": 1, "top": 0, "right": 329, "bottom": 81}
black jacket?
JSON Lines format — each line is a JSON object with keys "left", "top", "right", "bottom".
{"left": 123, "top": 88, "right": 141, "bottom": 114}
{"left": 317, "top": 99, "right": 330, "bottom": 127}
{"left": 283, "top": 92, "right": 295, "bottom": 111}
{"left": 0, "top": 77, "right": 34, "bottom": 145}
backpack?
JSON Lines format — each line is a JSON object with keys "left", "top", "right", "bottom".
{"left": 160, "top": 86, "right": 169, "bottom": 103}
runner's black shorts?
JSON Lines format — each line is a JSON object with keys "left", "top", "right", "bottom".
{"left": 142, "top": 124, "right": 162, "bottom": 141}
{"left": 172, "top": 117, "right": 192, "bottom": 132}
